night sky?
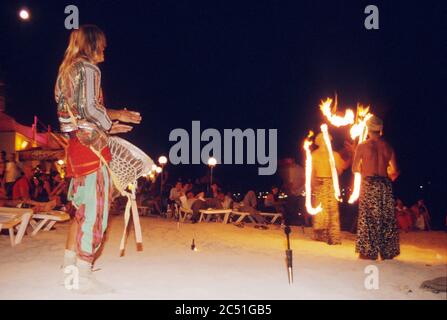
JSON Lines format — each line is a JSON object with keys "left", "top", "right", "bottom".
{"left": 0, "top": 1, "right": 446, "bottom": 224}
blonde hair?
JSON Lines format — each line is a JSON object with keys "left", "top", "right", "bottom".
{"left": 58, "top": 25, "right": 106, "bottom": 77}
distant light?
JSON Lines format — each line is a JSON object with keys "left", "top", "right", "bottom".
{"left": 207, "top": 157, "right": 217, "bottom": 167}
{"left": 20, "top": 141, "right": 29, "bottom": 149}
{"left": 57, "top": 160, "right": 64, "bottom": 165}
{"left": 151, "top": 164, "right": 157, "bottom": 171}
{"left": 155, "top": 166, "right": 162, "bottom": 174}
{"left": 158, "top": 156, "right": 168, "bottom": 165}
{"left": 419, "top": 185, "right": 423, "bottom": 189}
{"left": 19, "top": 9, "right": 30, "bottom": 20}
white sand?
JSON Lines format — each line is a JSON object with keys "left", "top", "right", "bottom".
{"left": 0, "top": 215, "right": 446, "bottom": 300}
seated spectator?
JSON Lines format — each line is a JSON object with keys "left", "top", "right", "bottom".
{"left": 189, "top": 190, "right": 224, "bottom": 223}
{"left": 169, "top": 181, "right": 183, "bottom": 205}
{"left": 205, "top": 183, "right": 220, "bottom": 198}
{"left": 236, "top": 190, "right": 268, "bottom": 229}
{"left": 10, "top": 163, "right": 56, "bottom": 212}
{"left": 12, "top": 164, "right": 33, "bottom": 201}
{"left": 31, "top": 173, "right": 52, "bottom": 202}
{"left": 222, "top": 191, "right": 234, "bottom": 210}
{"left": 411, "top": 200, "right": 431, "bottom": 231}
{"left": 263, "top": 186, "right": 285, "bottom": 214}
{"left": 395, "top": 199, "right": 413, "bottom": 232}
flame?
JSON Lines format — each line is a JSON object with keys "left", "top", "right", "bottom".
{"left": 321, "top": 124, "right": 342, "bottom": 202}
{"left": 348, "top": 173, "right": 362, "bottom": 204}
{"left": 348, "top": 104, "right": 373, "bottom": 203}
{"left": 303, "top": 133, "right": 322, "bottom": 215}
{"left": 320, "top": 98, "right": 355, "bottom": 127}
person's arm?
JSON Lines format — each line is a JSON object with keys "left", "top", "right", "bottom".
{"left": 82, "top": 64, "right": 113, "bottom": 131}
{"left": 387, "top": 148, "right": 400, "bottom": 181}
{"left": 107, "top": 108, "right": 142, "bottom": 124}
{"left": 352, "top": 144, "right": 363, "bottom": 173}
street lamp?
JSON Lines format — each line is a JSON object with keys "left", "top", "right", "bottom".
{"left": 158, "top": 156, "right": 167, "bottom": 166}
{"left": 19, "top": 8, "right": 30, "bottom": 21}
{"left": 207, "top": 157, "right": 217, "bottom": 190}
{"left": 158, "top": 156, "right": 168, "bottom": 196}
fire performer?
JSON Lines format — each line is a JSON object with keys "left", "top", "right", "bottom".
{"left": 55, "top": 25, "right": 141, "bottom": 292}
{"left": 311, "top": 133, "right": 349, "bottom": 244}
{"left": 352, "top": 115, "right": 400, "bottom": 260}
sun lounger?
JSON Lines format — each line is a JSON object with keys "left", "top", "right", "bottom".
{"left": 0, "top": 207, "right": 33, "bottom": 246}
{"left": 178, "top": 206, "right": 192, "bottom": 222}
{"left": 198, "top": 209, "right": 232, "bottom": 224}
{"left": 259, "top": 212, "right": 282, "bottom": 224}
{"left": 231, "top": 210, "right": 282, "bottom": 224}
{"left": 0, "top": 214, "right": 22, "bottom": 246}
{"left": 29, "top": 210, "right": 70, "bottom": 236}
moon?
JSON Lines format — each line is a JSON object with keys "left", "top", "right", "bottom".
{"left": 19, "top": 9, "right": 30, "bottom": 20}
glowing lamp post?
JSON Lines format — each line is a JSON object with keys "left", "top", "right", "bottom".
{"left": 207, "top": 157, "right": 217, "bottom": 190}
{"left": 19, "top": 9, "right": 30, "bottom": 21}
{"left": 158, "top": 156, "right": 167, "bottom": 166}
{"left": 158, "top": 156, "right": 168, "bottom": 196}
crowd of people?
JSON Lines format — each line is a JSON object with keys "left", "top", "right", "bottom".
{"left": 134, "top": 178, "right": 287, "bottom": 230}
{"left": 0, "top": 151, "right": 69, "bottom": 213}
{"left": 395, "top": 199, "right": 431, "bottom": 232}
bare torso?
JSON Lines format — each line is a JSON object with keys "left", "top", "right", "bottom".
{"left": 353, "top": 137, "right": 398, "bottom": 178}
{"left": 312, "top": 149, "right": 345, "bottom": 178}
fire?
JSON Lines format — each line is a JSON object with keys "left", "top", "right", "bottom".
{"left": 348, "top": 104, "right": 373, "bottom": 204}
{"left": 348, "top": 173, "right": 362, "bottom": 204}
{"left": 306, "top": 96, "right": 375, "bottom": 205}
{"left": 320, "top": 98, "right": 355, "bottom": 127}
{"left": 321, "top": 124, "right": 342, "bottom": 202}
{"left": 303, "top": 132, "right": 322, "bottom": 215}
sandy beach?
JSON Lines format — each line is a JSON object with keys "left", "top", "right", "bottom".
{"left": 0, "top": 215, "right": 446, "bottom": 300}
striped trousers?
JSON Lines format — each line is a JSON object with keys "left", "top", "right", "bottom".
{"left": 68, "top": 165, "right": 111, "bottom": 263}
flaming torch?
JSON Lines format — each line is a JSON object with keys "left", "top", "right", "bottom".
{"left": 348, "top": 105, "right": 373, "bottom": 204}
{"left": 320, "top": 98, "right": 355, "bottom": 127}
{"left": 303, "top": 131, "right": 322, "bottom": 215}
{"left": 321, "top": 124, "right": 342, "bottom": 202}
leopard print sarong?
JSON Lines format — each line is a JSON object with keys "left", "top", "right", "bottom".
{"left": 312, "top": 178, "right": 341, "bottom": 244}
{"left": 356, "top": 176, "right": 400, "bottom": 259}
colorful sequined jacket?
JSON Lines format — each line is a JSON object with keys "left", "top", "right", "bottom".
{"left": 55, "top": 60, "right": 112, "bottom": 177}
{"left": 55, "top": 60, "right": 112, "bottom": 133}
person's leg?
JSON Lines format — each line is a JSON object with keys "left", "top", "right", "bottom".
{"left": 356, "top": 178, "right": 380, "bottom": 260}
{"left": 62, "top": 178, "right": 78, "bottom": 268}
{"left": 60, "top": 219, "right": 78, "bottom": 269}
{"left": 246, "top": 206, "right": 267, "bottom": 225}
{"left": 379, "top": 179, "right": 400, "bottom": 260}
{"left": 312, "top": 179, "right": 329, "bottom": 242}
{"left": 74, "top": 165, "right": 112, "bottom": 293}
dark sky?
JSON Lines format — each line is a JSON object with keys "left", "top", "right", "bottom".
{"left": 0, "top": 0, "right": 446, "bottom": 212}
